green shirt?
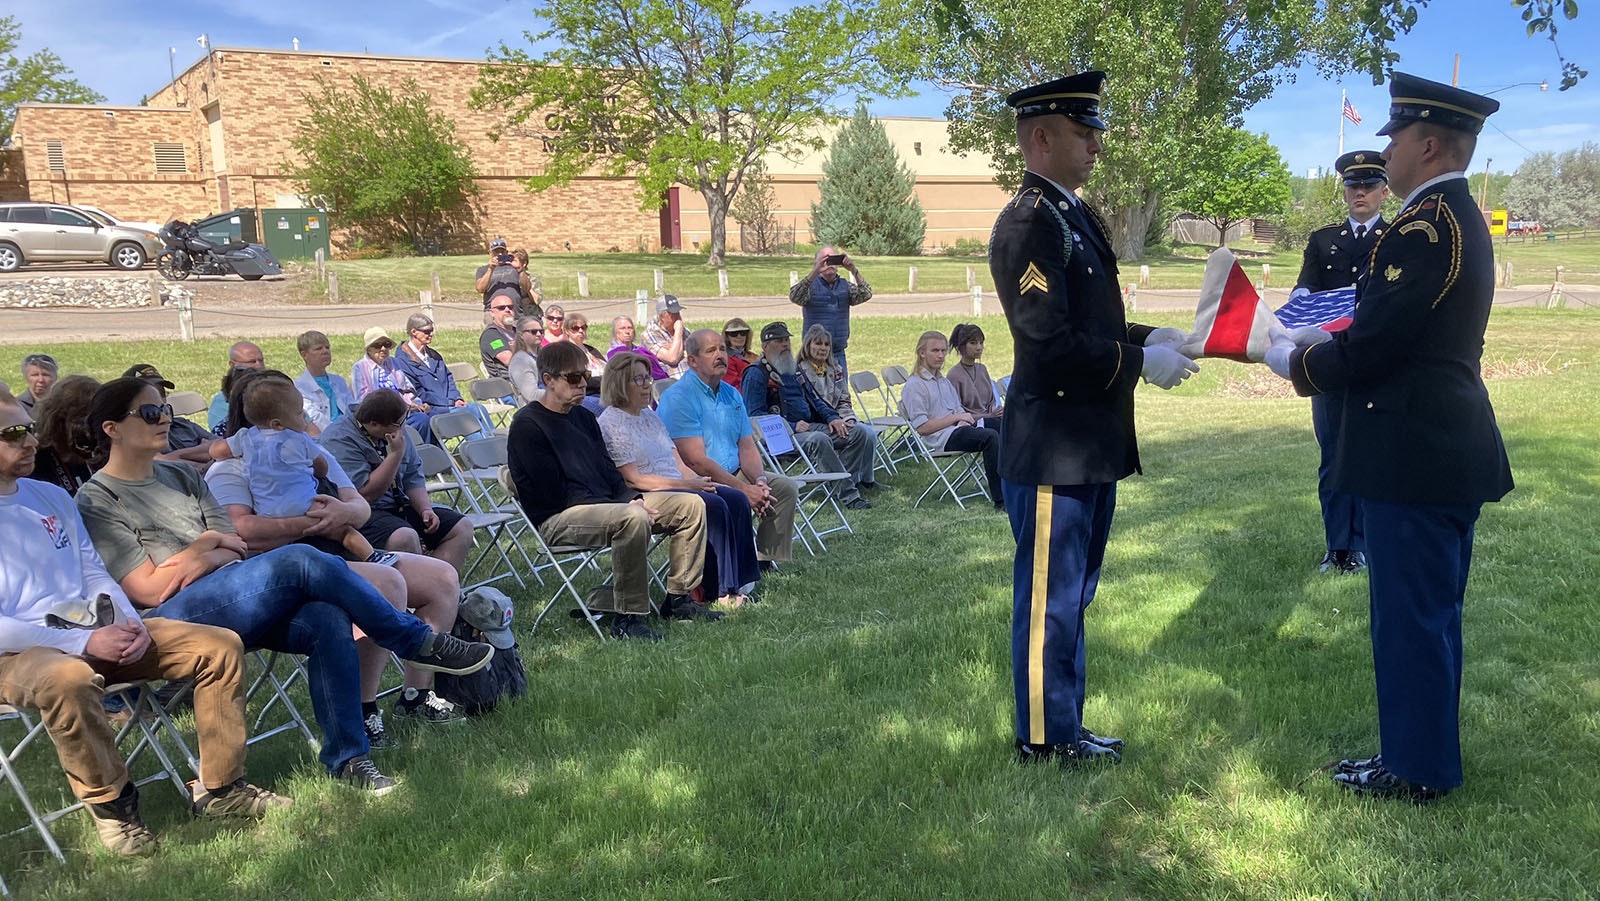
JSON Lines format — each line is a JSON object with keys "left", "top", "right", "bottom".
{"left": 76, "top": 461, "right": 235, "bottom": 581}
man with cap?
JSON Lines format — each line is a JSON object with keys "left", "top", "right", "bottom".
{"left": 125, "top": 363, "right": 217, "bottom": 466}
{"left": 989, "top": 70, "right": 1197, "bottom": 768}
{"left": 790, "top": 246, "right": 872, "bottom": 373}
{"left": 1292, "top": 151, "right": 1391, "bottom": 576}
{"left": 1266, "top": 72, "right": 1514, "bottom": 802}
{"left": 481, "top": 288, "right": 519, "bottom": 380}
{"left": 739, "top": 321, "right": 873, "bottom": 509}
{"left": 643, "top": 295, "right": 689, "bottom": 377}
{"left": 474, "top": 237, "right": 521, "bottom": 309}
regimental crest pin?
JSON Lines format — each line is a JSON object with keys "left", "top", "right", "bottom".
{"left": 1385, "top": 265, "right": 1403, "bottom": 282}
{"left": 1019, "top": 262, "right": 1049, "bottom": 295}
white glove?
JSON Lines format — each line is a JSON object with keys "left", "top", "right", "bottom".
{"left": 1264, "top": 340, "right": 1294, "bottom": 379}
{"left": 1288, "top": 286, "right": 1310, "bottom": 302}
{"left": 1287, "top": 325, "right": 1333, "bottom": 347}
{"left": 1140, "top": 345, "right": 1199, "bottom": 389}
{"left": 1143, "top": 327, "right": 1188, "bottom": 349}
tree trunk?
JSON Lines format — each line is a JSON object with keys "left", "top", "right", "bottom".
{"left": 1106, "top": 191, "right": 1163, "bottom": 261}
{"left": 703, "top": 188, "right": 729, "bottom": 267}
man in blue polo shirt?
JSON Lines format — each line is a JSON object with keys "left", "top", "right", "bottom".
{"left": 659, "top": 329, "right": 799, "bottom": 569}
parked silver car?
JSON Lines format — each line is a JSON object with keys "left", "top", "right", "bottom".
{"left": 0, "top": 202, "right": 165, "bottom": 272}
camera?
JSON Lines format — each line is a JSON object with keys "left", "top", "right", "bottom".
{"left": 824, "top": 253, "right": 846, "bottom": 265}
{"left": 496, "top": 253, "right": 514, "bottom": 265}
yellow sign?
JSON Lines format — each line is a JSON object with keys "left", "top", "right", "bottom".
{"left": 1489, "top": 209, "right": 1508, "bottom": 236}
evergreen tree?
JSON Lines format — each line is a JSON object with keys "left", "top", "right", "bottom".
{"left": 810, "top": 104, "right": 926, "bottom": 256}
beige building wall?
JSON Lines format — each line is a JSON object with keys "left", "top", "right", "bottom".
{"left": 12, "top": 48, "right": 1009, "bottom": 255}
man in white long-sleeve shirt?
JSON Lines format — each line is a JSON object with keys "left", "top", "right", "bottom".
{"left": 0, "top": 390, "right": 287, "bottom": 856}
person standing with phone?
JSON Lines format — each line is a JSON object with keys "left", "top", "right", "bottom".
{"left": 474, "top": 237, "right": 522, "bottom": 309}
{"left": 790, "top": 245, "right": 872, "bottom": 373}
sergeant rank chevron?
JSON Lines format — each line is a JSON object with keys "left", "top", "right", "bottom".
{"left": 1018, "top": 262, "right": 1049, "bottom": 295}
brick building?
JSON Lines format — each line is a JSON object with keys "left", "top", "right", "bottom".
{"left": 4, "top": 47, "right": 1010, "bottom": 254}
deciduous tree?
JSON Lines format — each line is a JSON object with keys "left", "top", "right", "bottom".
{"left": 1505, "top": 143, "right": 1600, "bottom": 227}
{"left": 472, "top": 0, "right": 908, "bottom": 266}
{"left": 810, "top": 104, "right": 926, "bottom": 256}
{"left": 0, "top": 16, "right": 103, "bottom": 141}
{"left": 286, "top": 75, "right": 479, "bottom": 254}
{"left": 1169, "top": 129, "right": 1291, "bottom": 248}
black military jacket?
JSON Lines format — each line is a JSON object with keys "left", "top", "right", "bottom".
{"left": 1296, "top": 216, "right": 1387, "bottom": 293}
{"left": 1290, "top": 178, "right": 1513, "bottom": 505}
{"left": 989, "top": 171, "right": 1153, "bottom": 486}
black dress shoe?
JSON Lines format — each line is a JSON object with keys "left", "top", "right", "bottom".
{"left": 1333, "top": 765, "right": 1447, "bottom": 803}
{"left": 1336, "top": 752, "right": 1382, "bottom": 775}
{"left": 1337, "top": 550, "right": 1367, "bottom": 574}
{"left": 1080, "top": 727, "right": 1125, "bottom": 752}
{"left": 662, "top": 593, "right": 725, "bottom": 622}
{"left": 1015, "top": 738, "right": 1121, "bottom": 767}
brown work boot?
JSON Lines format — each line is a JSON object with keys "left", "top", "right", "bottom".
{"left": 86, "top": 784, "right": 158, "bottom": 856}
{"left": 190, "top": 779, "right": 293, "bottom": 819}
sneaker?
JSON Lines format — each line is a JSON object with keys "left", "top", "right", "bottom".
{"left": 86, "top": 785, "right": 158, "bottom": 856}
{"left": 364, "top": 710, "right": 393, "bottom": 750}
{"left": 608, "top": 615, "right": 664, "bottom": 641}
{"left": 365, "top": 551, "right": 401, "bottom": 567}
{"left": 663, "top": 593, "right": 725, "bottom": 622}
{"left": 1333, "top": 765, "right": 1447, "bottom": 803}
{"left": 1335, "top": 752, "right": 1383, "bottom": 775}
{"left": 392, "top": 688, "right": 465, "bottom": 724}
{"left": 1317, "top": 552, "right": 1336, "bottom": 573}
{"left": 1336, "top": 550, "right": 1368, "bottom": 575}
{"left": 190, "top": 779, "right": 292, "bottom": 819}
{"left": 403, "top": 631, "right": 494, "bottom": 675}
{"left": 337, "top": 755, "right": 398, "bottom": 796}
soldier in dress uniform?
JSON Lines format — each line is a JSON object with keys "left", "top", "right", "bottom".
{"left": 989, "top": 70, "right": 1198, "bottom": 767}
{"left": 1293, "top": 151, "right": 1390, "bottom": 575}
{"left": 1266, "top": 72, "right": 1514, "bottom": 802}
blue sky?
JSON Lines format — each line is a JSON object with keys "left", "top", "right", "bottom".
{"left": 9, "top": 0, "right": 1597, "bottom": 177}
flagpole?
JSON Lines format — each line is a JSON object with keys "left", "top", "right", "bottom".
{"left": 1339, "top": 89, "right": 1346, "bottom": 157}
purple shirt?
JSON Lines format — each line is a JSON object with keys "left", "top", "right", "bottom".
{"left": 606, "top": 343, "right": 670, "bottom": 381}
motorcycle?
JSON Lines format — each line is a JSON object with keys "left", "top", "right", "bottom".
{"left": 156, "top": 219, "right": 282, "bottom": 281}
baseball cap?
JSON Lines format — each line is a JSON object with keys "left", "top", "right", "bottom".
{"left": 760, "top": 321, "right": 791, "bottom": 343}
{"left": 123, "top": 363, "right": 175, "bottom": 389}
{"left": 489, "top": 237, "right": 508, "bottom": 251}
{"left": 459, "top": 587, "right": 516, "bottom": 649}
{"left": 655, "top": 295, "right": 683, "bottom": 315}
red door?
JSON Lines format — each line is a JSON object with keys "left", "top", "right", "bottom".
{"left": 658, "top": 186, "right": 681, "bottom": 250}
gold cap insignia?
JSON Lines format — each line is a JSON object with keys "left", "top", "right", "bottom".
{"left": 1019, "top": 262, "right": 1049, "bottom": 295}
{"left": 1355, "top": 153, "right": 1366, "bottom": 163}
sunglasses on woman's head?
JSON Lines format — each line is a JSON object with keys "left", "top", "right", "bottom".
{"left": 549, "top": 371, "right": 587, "bottom": 386}
{"left": 126, "top": 403, "right": 173, "bottom": 425}
{"left": 0, "top": 422, "right": 36, "bottom": 443}
{"left": 23, "top": 353, "right": 56, "bottom": 369}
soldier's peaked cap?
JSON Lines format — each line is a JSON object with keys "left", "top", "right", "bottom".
{"left": 1006, "top": 71, "right": 1107, "bottom": 130}
{"left": 1335, "top": 150, "right": 1387, "bottom": 186}
{"left": 1376, "top": 72, "right": 1500, "bottom": 137}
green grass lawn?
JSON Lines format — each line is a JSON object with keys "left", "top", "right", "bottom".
{"left": 6, "top": 310, "right": 1600, "bottom": 899}
{"left": 308, "top": 236, "right": 1600, "bottom": 305}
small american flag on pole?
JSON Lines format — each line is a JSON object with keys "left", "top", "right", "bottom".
{"left": 1342, "top": 96, "right": 1362, "bottom": 125}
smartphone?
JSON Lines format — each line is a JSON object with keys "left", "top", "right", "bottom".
{"left": 824, "top": 253, "right": 846, "bottom": 265}
{"left": 496, "top": 253, "right": 514, "bottom": 265}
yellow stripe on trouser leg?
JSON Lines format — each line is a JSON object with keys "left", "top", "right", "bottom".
{"left": 1028, "top": 486, "right": 1053, "bottom": 745}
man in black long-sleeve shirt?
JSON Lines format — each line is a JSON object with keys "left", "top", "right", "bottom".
{"left": 506, "top": 341, "right": 711, "bottom": 640}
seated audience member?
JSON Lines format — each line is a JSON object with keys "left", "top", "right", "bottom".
{"left": 395, "top": 313, "right": 496, "bottom": 438}
{"left": 481, "top": 289, "right": 519, "bottom": 380}
{"left": 658, "top": 329, "right": 799, "bottom": 570}
{"left": 208, "top": 341, "right": 266, "bottom": 432}
{"left": 18, "top": 352, "right": 57, "bottom": 413}
{"left": 508, "top": 315, "right": 545, "bottom": 406}
{"left": 293, "top": 330, "right": 355, "bottom": 434}
{"left": 209, "top": 371, "right": 472, "bottom": 737}
{"left": 643, "top": 295, "right": 689, "bottom": 376}
{"left": 900, "top": 330, "right": 1003, "bottom": 509}
{"left": 599, "top": 353, "right": 759, "bottom": 605}
{"left": 606, "top": 315, "right": 669, "bottom": 380}
{"left": 351, "top": 326, "right": 431, "bottom": 443}
{"left": 795, "top": 323, "right": 880, "bottom": 491}
{"left": 506, "top": 341, "right": 713, "bottom": 640}
{"left": 740, "top": 322, "right": 873, "bottom": 509}
{"left": 473, "top": 237, "right": 521, "bottom": 308}
{"left": 318, "top": 389, "right": 473, "bottom": 573}
{"left": 722, "top": 318, "right": 758, "bottom": 388}
{"left": 32, "top": 374, "right": 99, "bottom": 494}
{"left": 125, "top": 364, "right": 216, "bottom": 467}
{"left": 945, "top": 323, "right": 1005, "bottom": 428}
{"left": 541, "top": 304, "right": 566, "bottom": 346}
{"left": 78, "top": 377, "right": 492, "bottom": 792}
{"left": 0, "top": 389, "right": 290, "bottom": 855}
{"left": 563, "top": 312, "right": 608, "bottom": 413}
{"left": 208, "top": 377, "right": 389, "bottom": 565}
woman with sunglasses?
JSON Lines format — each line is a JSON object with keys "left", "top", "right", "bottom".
{"left": 352, "top": 326, "right": 431, "bottom": 443}
{"left": 75, "top": 377, "right": 493, "bottom": 793}
{"left": 31, "top": 374, "right": 100, "bottom": 495}
{"left": 563, "top": 312, "right": 608, "bottom": 413}
{"left": 598, "top": 353, "right": 759, "bottom": 606}
{"left": 541, "top": 304, "right": 566, "bottom": 346}
{"left": 509, "top": 314, "right": 545, "bottom": 406}
{"left": 721, "top": 319, "right": 758, "bottom": 387}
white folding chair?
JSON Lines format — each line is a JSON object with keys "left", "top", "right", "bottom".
{"left": 166, "top": 390, "right": 209, "bottom": 421}
{"left": 446, "top": 361, "right": 478, "bottom": 384}
{"left": 652, "top": 377, "right": 677, "bottom": 402}
{"left": 469, "top": 377, "right": 518, "bottom": 428}
{"left": 749, "top": 415, "right": 854, "bottom": 555}
{"left": 894, "top": 395, "right": 989, "bottom": 509}
{"left": 849, "top": 370, "right": 916, "bottom": 475}
{"left": 415, "top": 441, "right": 528, "bottom": 591}
{"left": 496, "top": 468, "right": 614, "bottom": 641}
{"left": 428, "top": 409, "right": 503, "bottom": 512}
{"left": 244, "top": 649, "right": 319, "bottom": 750}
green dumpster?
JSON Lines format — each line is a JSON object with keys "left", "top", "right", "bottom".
{"left": 262, "top": 208, "right": 332, "bottom": 261}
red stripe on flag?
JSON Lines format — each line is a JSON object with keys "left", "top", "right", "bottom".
{"left": 1204, "top": 262, "right": 1262, "bottom": 362}
{"left": 1322, "top": 316, "right": 1354, "bottom": 333}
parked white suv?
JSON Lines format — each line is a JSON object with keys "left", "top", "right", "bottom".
{"left": 0, "top": 202, "right": 164, "bottom": 272}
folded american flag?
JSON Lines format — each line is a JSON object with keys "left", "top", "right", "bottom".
{"left": 1179, "top": 247, "right": 1285, "bottom": 363}
{"left": 1275, "top": 287, "right": 1356, "bottom": 332}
